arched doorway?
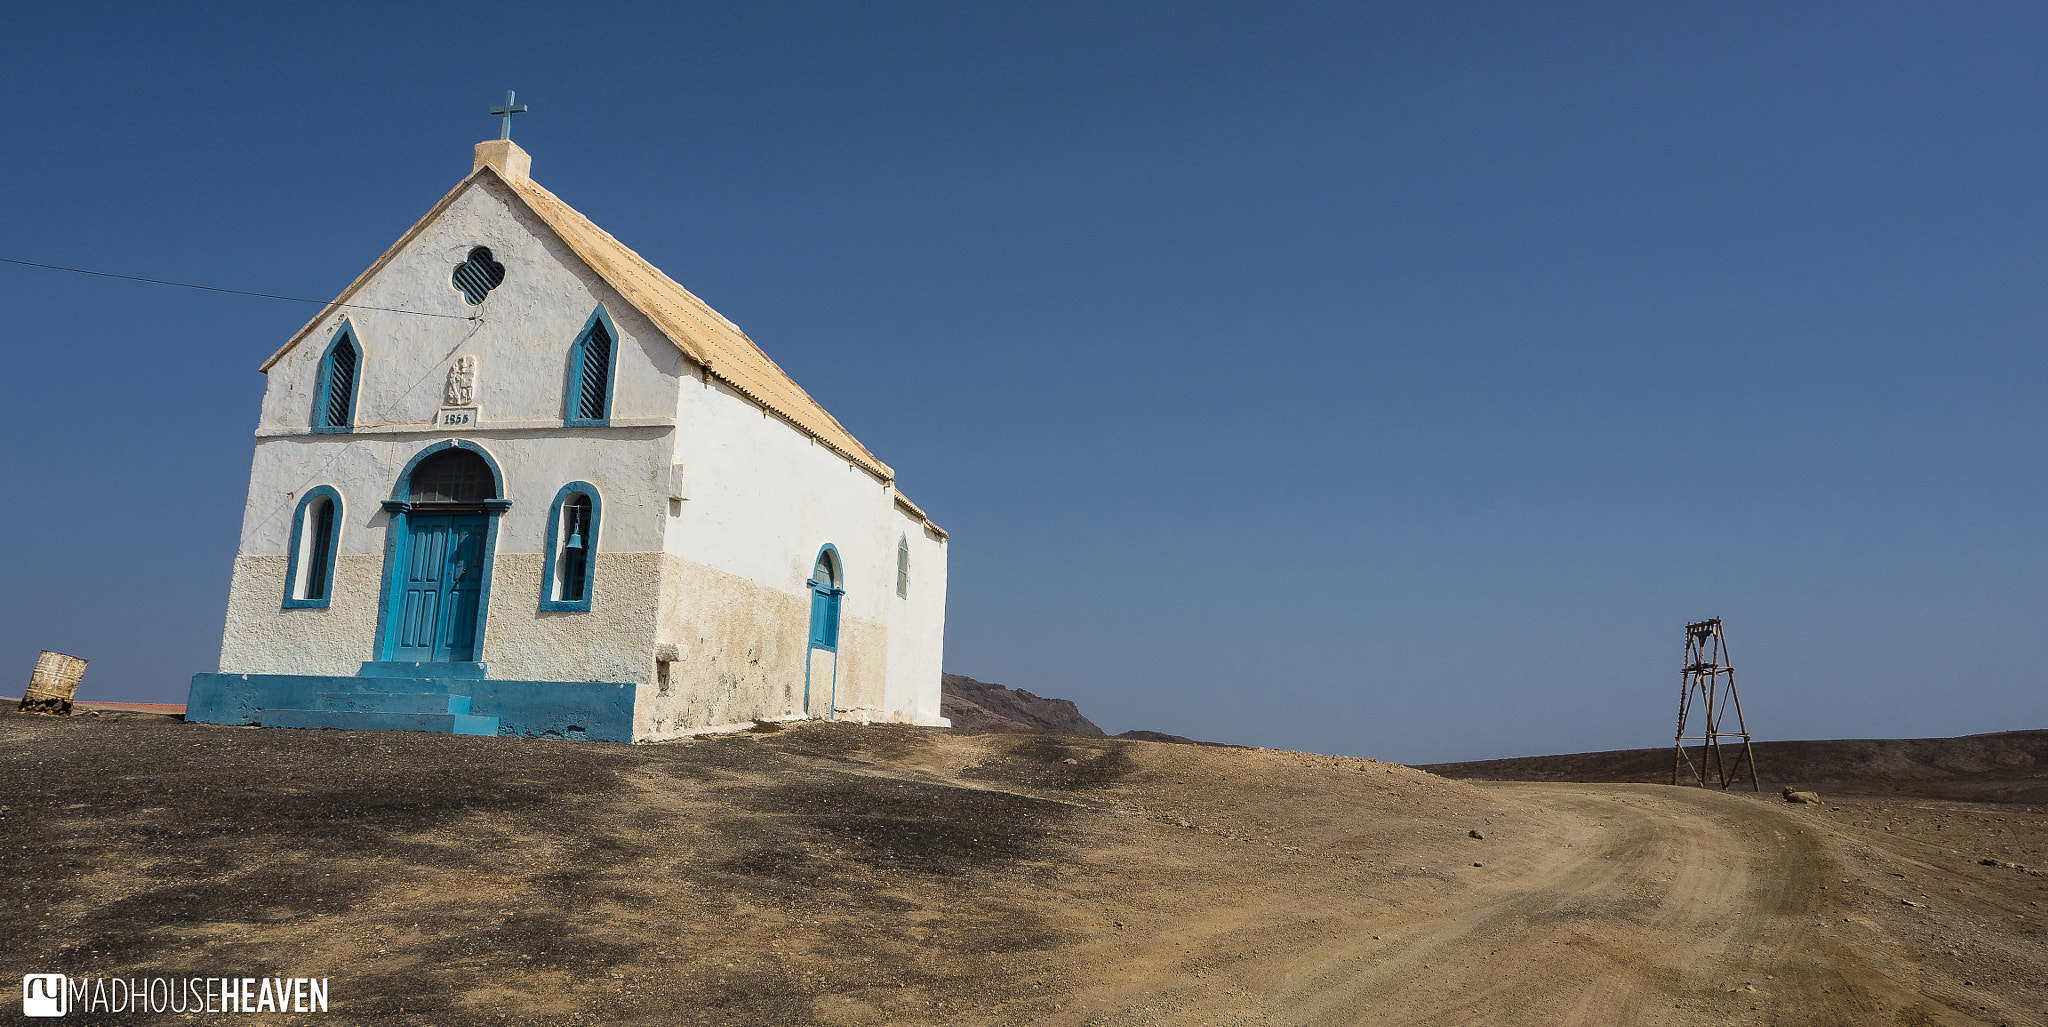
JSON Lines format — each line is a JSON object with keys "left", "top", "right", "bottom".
{"left": 378, "top": 443, "right": 507, "bottom": 665}
{"left": 808, "top": 547, "right": 843, "bottom": 651}
{"left": 804, "top": 545, "right": 844, "bottom": 716}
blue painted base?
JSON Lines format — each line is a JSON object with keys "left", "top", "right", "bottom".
{"left": 321, "top": 691, "right": 472, "bottom": 715}
{"left": 187, "top": 671, "right": 637, "bottom": 743}
{"left": 263, "top": 709, "right": 501, "bottom": 735}
{"left": 359, "top": 661, "right": 487, "bottom": 678}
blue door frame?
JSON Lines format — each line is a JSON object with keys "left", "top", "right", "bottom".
{"left": 803, "top": 544, "right": 844, "bottom": 718}
{"left": 389, "top": 512, "right": 488, "bottom": 662}
{"left": 374, "top": 441, "right": 510, "bottom": 666}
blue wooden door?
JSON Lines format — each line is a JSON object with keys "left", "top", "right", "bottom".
{"left": 392, "top": 513, "right": 487, "bottom": 662}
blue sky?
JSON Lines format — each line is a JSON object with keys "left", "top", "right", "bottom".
{"left": 2, "top": 2, "right": 2043, "bottom": 763}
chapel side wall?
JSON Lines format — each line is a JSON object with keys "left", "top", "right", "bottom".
{"left": 638, "top": 553, "right": 810, "bottom": 738}
{"left": 884, "top": 507, "right": 950, "bottom": 724}
{"left": 641, "top": 374, "right": 947, "bottom": 737}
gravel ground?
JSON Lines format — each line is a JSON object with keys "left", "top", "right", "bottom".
{"left": 3, "top": 711, "right": 2042, "bottom": 1026}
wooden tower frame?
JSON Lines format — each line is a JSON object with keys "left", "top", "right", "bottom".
{"left": 1672, "top": 617, "right": 1760, "bottom": 791}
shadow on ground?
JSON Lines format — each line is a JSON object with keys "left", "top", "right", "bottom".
{"left": 0, "top": 714, "right": 1096, "bottom": 1024}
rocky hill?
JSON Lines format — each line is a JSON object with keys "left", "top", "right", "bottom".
{"left": 940, "top": 674, "right": 1239, "bottom": 746}
{"left": 939, "top": 673, "right": 1106, "bottom": 735}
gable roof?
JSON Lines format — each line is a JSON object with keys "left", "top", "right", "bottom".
{"left": 263, "top": 150, "right": 893, "bottom": 482}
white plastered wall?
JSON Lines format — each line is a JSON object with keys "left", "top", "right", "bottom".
{"left": 884, "top": 505, "right": 949, "bottom": 724}
{"left": 644, "top": 371, "right": 949, "bottom": 737}
{"left": 224, "top": 176, "right": 681, "bottom": 684}
{"left": 216, "top": 168, "right": 949, "bottom": 740}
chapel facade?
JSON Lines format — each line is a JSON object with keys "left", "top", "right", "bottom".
{"left": 186, "top": 138, "right": 950, "bottom": 742}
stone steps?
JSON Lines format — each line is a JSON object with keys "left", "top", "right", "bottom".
{"left": 260, "top": 708, "right": 500, "bottom": 735}
{"left": 189, "top": 668, "right": 637, "bottom": 742}
{"left": 256, "top": 678, "right": 498, "bottom": 736}
{"left": 317, "top": 691, "right": 474, "bottom": 715}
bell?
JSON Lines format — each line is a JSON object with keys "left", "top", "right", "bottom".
{"left": 566, "top": 532, "right": 585, "bottom": 550}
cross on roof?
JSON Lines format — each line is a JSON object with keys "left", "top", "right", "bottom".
{"left": 489, "top": 90, "right": 528, "bottom": 141}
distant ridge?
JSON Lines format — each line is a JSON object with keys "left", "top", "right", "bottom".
{"left": 940, "top": 674, "right": 1106, "bottom": 736}
{"left": 1113, "top": 729, "right": 1246, "bottom": 749}
{"left": 1422, "top": 729, "right": 2048, "bottom": 805}
{"left": 939, "top": 674, "right": 1237, "bottom": 746}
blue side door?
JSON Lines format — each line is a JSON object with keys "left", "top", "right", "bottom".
{"left": 393, "top": 513, "right": 488, "bottom": 662}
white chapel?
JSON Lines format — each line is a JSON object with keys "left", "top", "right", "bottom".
{"left": 187, "top": 132, "right": 950, "bottom": 742}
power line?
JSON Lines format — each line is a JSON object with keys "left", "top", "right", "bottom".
{"left": 0, "top": 257, "right": 477, "bottom": 321}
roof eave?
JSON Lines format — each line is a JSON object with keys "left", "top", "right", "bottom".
{"left": 894, "top": 491, "right": 947, "bottom": 539}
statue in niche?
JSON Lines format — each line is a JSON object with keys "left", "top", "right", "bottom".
{"left": 444, "top": 355, "right": 477, "bottom": 407}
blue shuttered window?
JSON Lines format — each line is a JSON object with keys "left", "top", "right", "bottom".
{"left": 565, "top": 307, "right": 617, "bottom": 426}
{"left": 312, "top": 323, "right": 361, "bottom": 434}
{"left": 577, "top": 325, "right": 610, "bottom": 421}
{"left": 323, "top": 345, "right": 355, "bottom": 426}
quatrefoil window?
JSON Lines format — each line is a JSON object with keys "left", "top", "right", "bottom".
{"left": 451, "top": 246, "right": 506, "bottom": 305}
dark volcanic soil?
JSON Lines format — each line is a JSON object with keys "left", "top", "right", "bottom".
{"left": 2, "top": 711, "right": 1099, "bottom": 1024}
{"left": 5, "top": 711, "right": 2045, "bottom": 1026}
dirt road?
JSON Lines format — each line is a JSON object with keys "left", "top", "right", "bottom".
{"left": 3, "top": 713, "right": 2042, "bottom": 1025}
{"left": 1031, "top": 770, "right": 2045, "bottom": 1027}
{"left": 1100, "top": 784, "right": 2018, "bottom": 1026}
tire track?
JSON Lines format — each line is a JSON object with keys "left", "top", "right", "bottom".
{"left": 1253, "top": 784, "right": 1963, "bottom": 1026}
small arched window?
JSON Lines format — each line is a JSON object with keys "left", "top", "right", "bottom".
{"left": 313, "top": 323, "right": 360, "bottom": 434}
{"left": 565, "top": 307, "right": 617, "bottom": 426}
{"left": 542, "top": 483, "right": 602, "bottom": 611}
{"left": 808, "top": 546, "right": 843, "bottom": 650}
{"left": 284, "top": 486, "right": 344, "bottom": 608}
{"left": 409, "top": 448, "right": 498, "bottom": 505}
{"left": 896, "top": 535, "right": 910, "bottom": 598}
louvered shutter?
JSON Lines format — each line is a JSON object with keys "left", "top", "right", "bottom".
{"left": 577, "top": 324, "right": 611, "bottom": 421}
{"left": 323, "top": 342, "right": 356, "bottom": 428}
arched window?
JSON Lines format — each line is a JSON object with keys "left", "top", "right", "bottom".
{"left": 808, "top": 546, "right": 843, "bottom": 650}
{"left": 409, "top": 448, "right": 499, "bottom": 504}
{"left": 284, "top": 486, "right": 344, "bottom": 608}
{"left": 565, "top": 307, "right": 618, "bottom": 426}
{"left": 313, "top": 322, "right": 360, "bottom": 433}
{"left": 541, "top": 483, "right": 602, "bottom": 611}
{"left": 559, "top": 496, "right": 591, "bottom": 600}
{"left": 896, "top": 534, "right": 910, "bottom": 598}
